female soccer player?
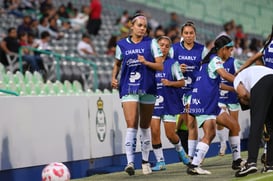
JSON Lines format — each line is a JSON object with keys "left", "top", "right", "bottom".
{"left": 217, "top": 56, "right": 243, "bottom": 156}
{"left": 171, "top": 21, "right": 207, "bottom": 159}
{"left": 150, "top": 36, "right": 190, "bottom": 171}
{"left": 187, "top": 35, "right": 244, "bottom": 175}
{"left": 111, "top": 13, "right": 163, "bottom": 176}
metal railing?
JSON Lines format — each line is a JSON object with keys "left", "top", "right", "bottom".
{"left": 18, "top": 47, "right": 98, "bottom": 90}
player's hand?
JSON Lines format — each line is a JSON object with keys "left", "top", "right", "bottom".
{"left": 180, "top": 64, "right": 187, "bottom": 73}
{"left": 161, "top": 78, "right": 170, "bottom": 86}
{"left": 138, "top": 55, "right": 146, "bottom": 65}
{"left": 111, "top": 78, "right": 119, "bottom": 89}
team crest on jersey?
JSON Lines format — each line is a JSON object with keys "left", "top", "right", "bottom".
{"left": 129, "top": 72, "right": 141, "bottom": 82}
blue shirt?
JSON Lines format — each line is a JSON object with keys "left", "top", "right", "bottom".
{"left": 190, "top": 55, "right": 224, "bottom": 116}
{"left": 171, "top": 41, "right": 205, "bottom": 90}
{"left": 262, "top": 40, "right": 273, "bottom": 69}
{"left": 115, "top": 36, "right": 162, "bottom": 98}
{"left": 219, "top": 57, "right": 241, "bottom": 105}
{"left": 153, "top": 57, "right": 184, "bottom": 116}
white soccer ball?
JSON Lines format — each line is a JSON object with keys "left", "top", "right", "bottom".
{"left": 42, "top": 162, "right": 71, "bottom": 181}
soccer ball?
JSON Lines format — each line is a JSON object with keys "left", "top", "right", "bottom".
{"left": 42, "top": 162, "right": 70, "bottom": 181}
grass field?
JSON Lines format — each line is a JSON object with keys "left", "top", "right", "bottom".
{"left": 72, "top": 150, "right": 273, "bottom": 181}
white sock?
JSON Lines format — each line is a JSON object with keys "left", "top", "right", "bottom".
{"left": 229, "top": 136, "right": 241, "bottom": 161}
{"left": 139, "top": 128, "right": 151, "bottom": 162}
{"left": 264, "top": 143, "right": 267, "bottom": 154}
{"left": 217, "top": 128, "right": 227, "bottom": 146}
{"left": 125, "top": 128, "right": 137, "bottom": 164}
{"left": 174, "top": 140, "right": 182, "bottom": 152}
{"left": 192, "top": 142, "right": 209, "bottom": 166}
{"left": 188, "top": 140, "right": 198, "bottom": 158}
{"left": 153, "top": 146, "right": 164, "bottom": 162}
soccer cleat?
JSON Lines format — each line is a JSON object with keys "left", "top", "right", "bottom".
{"left": 125, "top": 162, "right": 135, "bottom": 176}
{"left": 178, "top": 150, "right": 190, "bottom": 165}
{"left": 261, "top": 153, "right": 266, "bottom": 165}
{"left": 151, "top": 161, "right": 166, "bottom": 171}
{"left": 235, "top": 162, "right": 257, "bottom": 177}
{"left": 187, "top": 164, "right": 211, "bottom": 175}
{"left": 142, "top": 163, "right": 152, "bottom": 175}
{"left": 219, "top": 144, "right": 227, "bottom": 156}
{"left": 232, "top": 158, "right": 246, "bottom": 170}
{"left": 261, "top": 165, "right": 273, "bottom": 173}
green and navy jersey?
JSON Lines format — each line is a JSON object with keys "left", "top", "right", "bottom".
{"left": 153, "top": 57, "right": 184, "bottom": 116}
{"left": 219, "top": 57, "right": 242, "bottom": 105}
{"left": 171, "top": 41, "right": 206, "bottom": 90}
{"left": 115, "top": 36, "right": 162, "bottom": 98}
{"left": 262, "top": 40, "right": 273, "bottom": 69}
{"left": 189, "top": 55, "right": 224, "bottom": 116}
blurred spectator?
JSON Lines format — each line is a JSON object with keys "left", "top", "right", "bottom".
{"left": 20, "top": 0, "right": 39, "bottom": 11}
{"left": 233, "top": 37, "right": 243, "bottom": 57}
{"left": 18, "top": 31, "right": 44, "bottom": 72}
{"left": 120, "top": 10, "right": 129, "bottom": 25}
{"left": 153, "top": 26, "right": 165, "bottom": 39}
{"left": 106, "top": 35, "right": 118, "bottom": 56}
{"left": 38, "top": 16, "right": 63, "bottom": 39}
{"left": 166, "top": 12, "right": 181, "bottom": 32}
{"left": 86, "top": 0, "right": 102, "bottom": 35}
{"left": 216, "top": 20, "right": 236, "bottom": 39}
{"left": 57, "top": 4, "right": 69, "bottom": 20}
{"left": 205, "top": 39, "right": 214, "bottom": 51}
{"left": 30, "top": 19, "right": 39, "bottom": 38}
{"left": 66, "top": 2, "right": 74, "bottom": 17}
{"left": 235, "top": 24, "right": 245, "bottom": 40}
{"left": 77, "top": 34, "right": 97, "bottom": 56}
{"left": 35, "top": 31, "right": 51, "bottom": 51}
{"left": 17, "top": 15, "right": 33, "bottom": 35}
{"left": 40, "top": 0, "right": 55, "bottom": 16}
{"left": 70, "top": 6, "right": 89, "bottom": 31}
{"left": 0, "top": 27, "right": 20, "bottom": 65}
{"left": 3, "top": 0, "right": 24, "bottom": 17}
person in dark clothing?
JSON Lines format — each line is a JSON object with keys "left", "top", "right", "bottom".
{"left": 0, "top": 27, "right": 20, "bottom": 66}
{"left": 234, "top": 66, "right": 273, "bottom": 177}
{"left": 86, "top": 0, "right": 102, "bottom": 35}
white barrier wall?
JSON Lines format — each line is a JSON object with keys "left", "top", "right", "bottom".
{"left": 0, "top": 96, "right": 90, "bottom": 170}
{"left": 0, "top": 93, "right": 251, "bottom": 171}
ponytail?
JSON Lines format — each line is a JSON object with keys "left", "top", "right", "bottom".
{"left": 201, "top": 35, "right": 233, "bottom": 64}
{"left": 202, "top": 47, "right": 217, "bottom": 64}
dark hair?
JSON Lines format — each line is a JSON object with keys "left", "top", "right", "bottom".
{"left": 130, "top": 13, "right": 146, "bottom": 24}
{"left": 41, "top": 31, "right": 50, "bottom": 39}
{"left": 7, "top": 27, "right": 16, "bottom": 34}
{"left": 202, "top": 35, "right": 232, "bottom": 64}
{"left": 262, "top": 24, "right": 273, "bottom": 53}
{"left": 18, "top": 31, "right": 27, "bottom": 39}
{"left": 181, "top": 21, "right": 196, "bottom": 33}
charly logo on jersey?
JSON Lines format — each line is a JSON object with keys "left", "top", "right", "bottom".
{"left": 155, "top": 95, "right": 164, "bottom": 106}
{"left": 129, "top": 72, "right": 141, "bottom": 83}
{"left": 96, "top": 97, "right": 106, "bottom": 142}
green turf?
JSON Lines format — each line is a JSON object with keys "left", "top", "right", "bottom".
{"left": 73, "top": 149, "right": 273, "bottom": 181}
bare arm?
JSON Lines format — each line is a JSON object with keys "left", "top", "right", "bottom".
{"left": 217, "top": 67, "right": 235, "bottom": 83}
{"left": 220, "top": 83, "right": 235, "bottom": 92}
{"left": 161, "top": 79, "right": 185, "bottom": 88}
{"left": 111, "top": 59, "right": 121, "bottom": 89}
{"left": 236, "top": 82, "right": 250, "bottom": 101}
{"left": 138, "top": 55, "right": 163, "bottom": 71}
{"left": 237, "top": 52, "right": 263, "bottom": 74}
